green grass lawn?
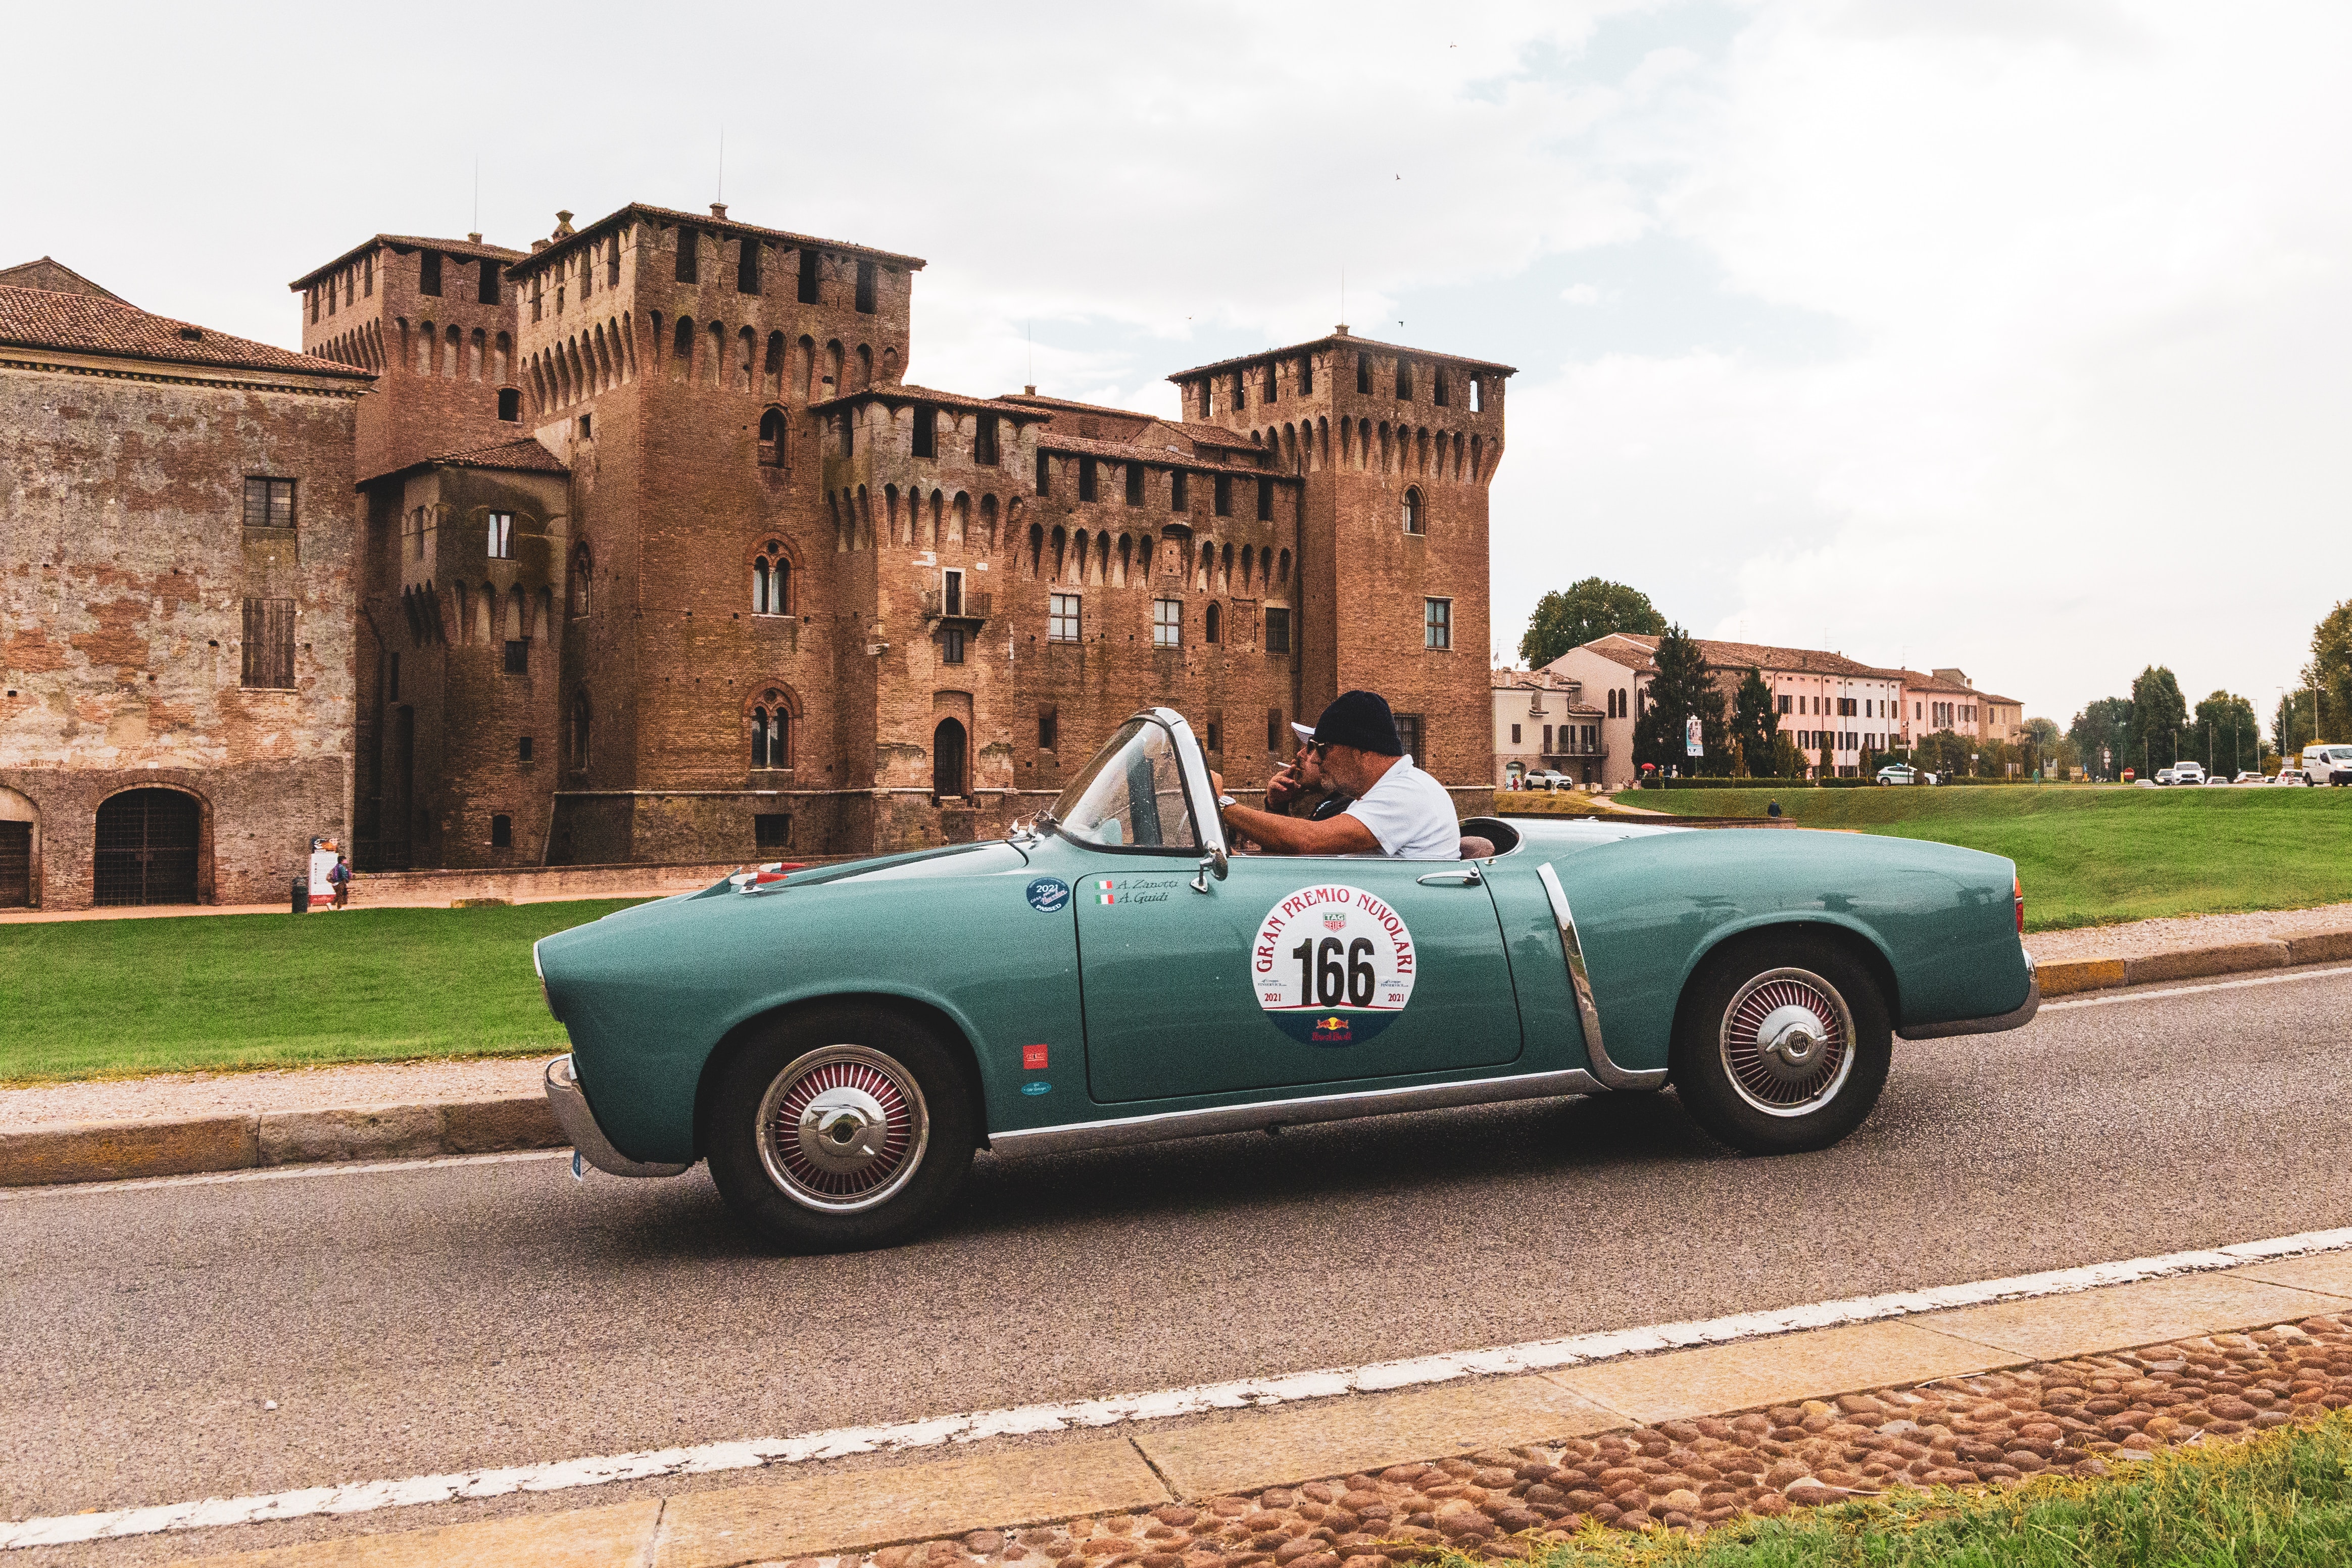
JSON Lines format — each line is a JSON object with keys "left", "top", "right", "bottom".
{"left": 1497, "top": 1413, "right": 2352, "bottom": 1565}
{"left": 0, "top": 900, "right": 645, "bottom": 1083}
{"left": 1605, "top": 786, "right": 2352, "bottom": 933}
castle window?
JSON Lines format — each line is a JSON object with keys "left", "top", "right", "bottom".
{"left": 1395, "top": 360, "right": 1413, "bottom": 400}
{"left": 487, "top": 512, "right": 514, "bottom": 559}
{"left": 607, "top": 241, "right": 620, "bottom": 287}
{"left": 675, "top": 230, "right": 698, "bottom": 283}
{"left": 1205, "top": 601, "right": 1222, "bottom": 644}
{"left": 1213, "top": 474, "right": 1232, "bottom": 517}
{"left": 1170, "top": 470, "right": 1189, "bottom": 511}
{"left": 242, "top": 477, "right": 296, "bottom": 529}
{"left": 1035, "top": 452, "right": 1051, "bottom": 496}
{"left": 974, "top": 413, "right": 999, "bottom": 467}
{"left": 420, "top": 253, "right": 443, "bottom": 297}
{"left": 1264, "top": 606, "right": 1291, "bottom": 654}
{"left": 363, "top": 255, "right": 373, "bottom": 296}
{"left": 753, "top": 549, "right": 790, "bottom": 615}
{"left": 518, "top": 734, "right": 531, "bottom": 761}
{"left": 1153, "top": 599, "right": 1182, "bottom": 648}
{"left": 1425, "top": 597, "right": 1452, "bottom": 650}
{"left": 756, "top": 813, "right": 792, "bottom": 848}
{"left": 737, "top": 237, "right": 761, "bottom": 295}
{"left": 1262, "top": 363, "right": 1277, "bottom": 403}
{"left": 478, "top": 259, "right": 500, "bottom": 305}
{"left": 1079, "top": 457, "right": 1097, "bottom": 501}
{"left": 530, "top": 276, "right": 542, "bottom": 323}
{"left": 750, "top": 702, "right": 789, "bottom": 769}
{"left": 797, "top": 248, "right": 820, "bottom": 304}
{"left": 1433, "top": 366, "right": 1449, "bottom": 407}
{"left": 491, "top": 815, "right": 513, "bottom": 849}
{"left": 1124, "top": 462, "right": 1144, "bottom": 506}
{"left": 1299, "top": 354, "right": 1312, "bottom": 395}
{"left": 498, "top": 387, "right": 521, "bottom": 422}
{"left": 1402, "top": 487, "right": 1423, "bottom": 534}
{"left": 1257, "top": 478, "right": 1273, "bottom": 521}
{"left": 1469, "top": 375, "right": 1484, "bottom": 413}
{"left": 758, "top": 407, "right": 787, "bottom": 466}
{"left": 1038, "top": 705, "right": 1058, "bottom": 751}
{"left": 856, "top": 260, "right": 877, "bottom": 314}
{"left": 1232, "top": 370, "right": 1246, "bottom": 411}
{"left": 1266, "top": 707, "right": 1284, "bottom": 752}
{"left": 1049, "top": 593, "right": 1081, "bottom": 643}
{"left": 1356, "top": 352, "right": 1371, "bottom": 394}
{"left": 942, "top": 626, "right": 965, "bottom": 665}
{"left": 912, "top": 406, "right": 937, "bottom": 459}
{"left": 504, "top": 640, "right": 528, "bottom": 674}
{"left": 240, "top": 598, "right": 295, "bottom": 690}
{"left": 1396, "top": 714, "right": 1424, "bottom": 759}
{"left": 1206, "top": 719, "right": 1222, "bottom": 752}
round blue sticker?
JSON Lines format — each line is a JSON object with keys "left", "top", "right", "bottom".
{"left": 1025, "top": 877, "right": 1070, "bottom": 913}
{"left": 1021, "top": 1081, "right": 1054, "bottom": 1096}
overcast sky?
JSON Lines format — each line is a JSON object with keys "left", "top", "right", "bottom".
{"left": 7, "top": 1, "right": 2346, "bottom": 723}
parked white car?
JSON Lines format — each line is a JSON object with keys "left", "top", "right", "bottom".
{"left": 1525, "top": 770, "right": 1573, "bottom": 791}
{"left": 2277, "top": 769, "right": 2312, "bottom": 787}
{"left": 2158, "top": 762, "right": 2207, "bottom": 786}
{"left": 2233, "top": 772, "right": 2269, "bottom": 785}
{"left": 1876, "top": 764, "right": 1918, "bottom": 785}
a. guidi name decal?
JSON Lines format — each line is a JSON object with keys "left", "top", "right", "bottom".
{"left": 1093, "top": 876, "right": 1182, "bottom": 906}
{"left": 1251, "top": 883, "right": 1417, "bottom": 1045}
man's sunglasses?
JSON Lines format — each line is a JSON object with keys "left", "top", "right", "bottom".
{"left": 1300, "top": 741, "right": 1331, "bottom": 759}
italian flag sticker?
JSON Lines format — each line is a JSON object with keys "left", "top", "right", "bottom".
{"left": 1096, "top": 878, "right": 1117, "bottom": 905}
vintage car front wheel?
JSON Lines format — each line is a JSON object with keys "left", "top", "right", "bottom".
{"left": 1669, "top": 934, "right": 1892, "bottom": 1155}
{"left": 706, "top": 1005, "right": 977, "bottom": 1252}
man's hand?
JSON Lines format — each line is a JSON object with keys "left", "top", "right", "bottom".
{"left": 1264, "top": 760, "right": 1305, "bottom": 809}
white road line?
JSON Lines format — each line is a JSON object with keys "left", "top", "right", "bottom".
{"left": 0, "top": 1148, "right": 567, "bottom": 1202}
{"left": 7, "top": 1224, "right": 2351, "bottom": 1551}
{"left": 2041, "top": 962, "right": 2352, "bottom": 1012}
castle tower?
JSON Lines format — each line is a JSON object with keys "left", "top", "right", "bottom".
{"left": 1168, "top": 330, "right": 1509, "bottom": 792}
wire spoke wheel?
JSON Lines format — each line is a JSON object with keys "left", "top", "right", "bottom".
{"left": 756, "top": 1044, "right": 930, "bottom": 1213}
{"left": 1719, "top": 966, "right": 1855, "bottom": 1118}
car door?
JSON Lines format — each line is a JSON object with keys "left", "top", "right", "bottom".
{"left": 1063, "top": 712, "right": 1523, "bottom": 1106}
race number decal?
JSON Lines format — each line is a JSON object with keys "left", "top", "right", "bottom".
{"left": 1252, "top": 884, "right": 1417, "bottom": 1046}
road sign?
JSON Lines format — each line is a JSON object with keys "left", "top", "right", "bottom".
{"left": 1685, "top": 715, "right": 1703, "bottom": 757}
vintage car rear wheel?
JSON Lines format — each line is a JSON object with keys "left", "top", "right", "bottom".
{"left": 1669, "top": 933, "right": 1891, "bottom": 1155}
{"left": 706, "top": 1004, "right": 977, "bottom": 1252}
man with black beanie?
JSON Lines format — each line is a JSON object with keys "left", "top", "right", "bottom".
{"left": 1212, "top": 690, "right": 1460, "bottom": 858}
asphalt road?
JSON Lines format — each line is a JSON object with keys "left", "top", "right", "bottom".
{"left": 8, "top": 966, "right": 2352, "bottom": 1561}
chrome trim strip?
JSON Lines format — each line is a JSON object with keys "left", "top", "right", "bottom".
{"left": 1536, "top": 861, "right": 1667, "bottom": 1090}
{"left": 990, "top": 1068, "right": 1604, "bottom": 1157}
{"left": 1898, "top": 958, "right": 2042, "bottom": 1040}
{"left": 544, "top": 1055, "right": 693, "bottom": 1178}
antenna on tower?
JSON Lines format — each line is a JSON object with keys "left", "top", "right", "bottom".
{"left": 717, "top": 126, "right": 725, "bottom": 205}
{"left": 471, "top": 159, "right": 480, "bottom": 240}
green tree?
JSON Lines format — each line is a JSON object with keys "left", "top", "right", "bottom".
{"left": 2191, "top": 690, "right": 2261, "bottom": 778}
{"left": 2020, "top": 716, "right": 2063, "bottom": 777}
{"left": 1518, "top": 578, "right": 1668, "bottom": 668}
{"left": 1730, "top": 667, "right": 1778, "bottom": 777}
{"left": 1917, "top": 729, "right": 1972, "bottom": 778}
{"left": 2304, "top": 600, "right": 2352, "bottom": 743}
{"left": 1632, "top": 624, "right": 1729, "bottom": 776}
{"left": 2069, "top": 697, "right": 2134, "bottom": 779}
{"left": 2130, "top": 666, "right": 2187, "bottom": 774}
{"left": 2277, "top": 688, "right": 2319, "bottom": 758}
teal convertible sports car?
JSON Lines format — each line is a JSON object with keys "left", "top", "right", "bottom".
{"left": 538, "top": 708, "right": 2037, "bottom": 1251}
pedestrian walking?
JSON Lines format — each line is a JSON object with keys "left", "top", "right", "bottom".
{"left": 328, "top": 854, "right": 352, "bottom": 909}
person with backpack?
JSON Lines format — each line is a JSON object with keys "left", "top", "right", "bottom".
{"left": 328, "top": 854, "right": 352, "bottom": 909}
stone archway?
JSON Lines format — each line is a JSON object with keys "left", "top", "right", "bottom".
{"left": 93, "top": 788, "right": 202, "bottom": 907}
{"left": 0, "top": 785, "right": 37, "bottom": 908}
{"left": 932, "top": 717, "right": 968, "bottom": 801}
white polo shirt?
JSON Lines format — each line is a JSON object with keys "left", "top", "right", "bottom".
{"left": 1343, "top": 755, "right": 1460, "bottom": 859}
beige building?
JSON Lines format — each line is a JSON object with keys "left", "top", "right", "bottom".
{"left": 1491, "top": 668, "right": 1603, "bottom": 787}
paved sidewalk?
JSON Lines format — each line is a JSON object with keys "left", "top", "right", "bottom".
{"left": 118, "top": 1251, "right": 2352, "bottom": 1566}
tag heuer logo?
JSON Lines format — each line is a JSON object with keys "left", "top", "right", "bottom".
{"left": 1321, "top": 911, "right": 1348, "bottom": 932}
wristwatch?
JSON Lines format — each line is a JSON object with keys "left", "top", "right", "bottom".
{"left": 1216, "top": 794, "right": 1237, "bottom": 809}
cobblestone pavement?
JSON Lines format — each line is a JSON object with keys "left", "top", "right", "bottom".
{"left": 811, "top": 1313, "right": 2352, "bottom": 1565}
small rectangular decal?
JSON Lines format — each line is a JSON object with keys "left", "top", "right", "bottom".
{"left": 1022, "top": 1043, "right": 1049, "bottom": 1070}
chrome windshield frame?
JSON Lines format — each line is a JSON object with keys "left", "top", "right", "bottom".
{"left": 1040, "top": 708, "right": 1227, "bottom": 860}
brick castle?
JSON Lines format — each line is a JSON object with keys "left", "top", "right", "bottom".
{"left": 0, "top": 203, "right": 1508, "bottom": 907}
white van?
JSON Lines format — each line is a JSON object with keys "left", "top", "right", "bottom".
{"left": 2302, "top": 745, "right": 2352, "bottom": 787}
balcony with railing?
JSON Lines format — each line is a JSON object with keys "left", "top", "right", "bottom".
{"left": 921, "top": 587, "right": 992, "bottom": 625}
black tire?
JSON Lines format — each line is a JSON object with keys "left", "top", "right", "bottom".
{"left": 705, "top": 1002, "right": 977, "bottom": 1253}
{"left": 1669, "top": 932, "right": 1892, "bottom": 1155}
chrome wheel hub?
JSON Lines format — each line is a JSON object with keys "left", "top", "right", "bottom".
{"left": 1721, "top": 968, "right": 1854, "bottom": 1117}
{"left": 756, "top": 1045, "right": 929, "bottom": 1213}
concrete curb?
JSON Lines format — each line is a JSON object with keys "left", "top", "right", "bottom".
{"left": 151, "top": 1253, "right": 2352, "bottom": 1566}
{"left": 7, "top": 932, "right": 2351, "bottom": 1188}
{"left": 0, "top": 1095, "right": 563, "bottom": 1187}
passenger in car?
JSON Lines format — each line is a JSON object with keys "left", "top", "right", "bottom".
{"left": 1212, "top": 691, "right": 1460, "bottom": 859}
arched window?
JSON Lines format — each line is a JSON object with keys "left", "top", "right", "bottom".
{"left": 1205, "top": 601, "right": 1222, "bottom": 644}
{"left": 498, "top": 387, "right": 520, "bottom": 422}
{"left": 1402, "top": 487, "right": 1424, "bottom": 534}
{"left": 757, "top": 406, "right": 786, "bottom": 467}
{"left": 92, "top": 788, "right": 201, "bottom": 907}
{"left": 750, "top": 700, "right": 789, "bottom": 769}
{"left": 752, "top": 544, "right": 790, "bottom": 615}
{"left": 933, "top": 717, "right": 968, "bottom": 800}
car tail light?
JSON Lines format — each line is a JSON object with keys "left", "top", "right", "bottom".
{"left": 2015, "top": 875, "right": 2025, "bottom": 934}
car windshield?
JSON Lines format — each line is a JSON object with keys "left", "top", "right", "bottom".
{"left": 1047, "top": 718, "right": 1199, "bottom": 851}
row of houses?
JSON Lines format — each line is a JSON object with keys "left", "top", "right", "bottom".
{"left": 1490, "top": 633, "right": 2023, "bottom": 787}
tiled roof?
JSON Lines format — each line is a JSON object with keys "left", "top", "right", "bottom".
{"left": 513, "top": 202, "right": 926, "bottom": 278}
{"left": 1170, "top": 420, "right": 1266, "bottom": 452}
{"left": 996, "top": 391, "right": 1157, "bottom": 421}
{"left": 1893, "top": 668, "right": 1981, "bottom": 696}
{"left": 1977, "top": 693, "right": 2023, "bottom": 707}
{"left": 433, "top": 437, "right": 569, "bottom": 474}
{"left": 0, "top": 283, "right": 371, "bottom": 380}
{"left": 1169, "top": 330, "right": 1516, "bottom": 381}
{"left": 1568, "top": 638, "right": 1660, "bottom": 674}
{"left": 289, "top": 233, "right": 528, "bottom": 290}
{"left": 1600, "top": 633, "right": 1902, "bottom": 681}
{"left": 1036, "top": 430, "right": 1298, "bottom": 479}
{"left": 808, "top": 383, "right": 1047, "bottom": 419}
{"left": 0, "top": 256, "right": 125, "bottom": 302}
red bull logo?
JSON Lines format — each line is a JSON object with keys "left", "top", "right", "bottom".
{"left": 1309, "top": 1015, "right": 1353, "bottom": 1043}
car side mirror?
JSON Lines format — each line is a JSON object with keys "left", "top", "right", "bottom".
{"left": 1191, "top": 845, "right": 1228, "bottom": 894}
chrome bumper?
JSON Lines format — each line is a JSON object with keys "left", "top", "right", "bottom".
{"left": 543, "top": 1055, "right": 692, "bottom": 1178}
{"left": 1898, "top": 956, "right": 2042, "bottom": 1041}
